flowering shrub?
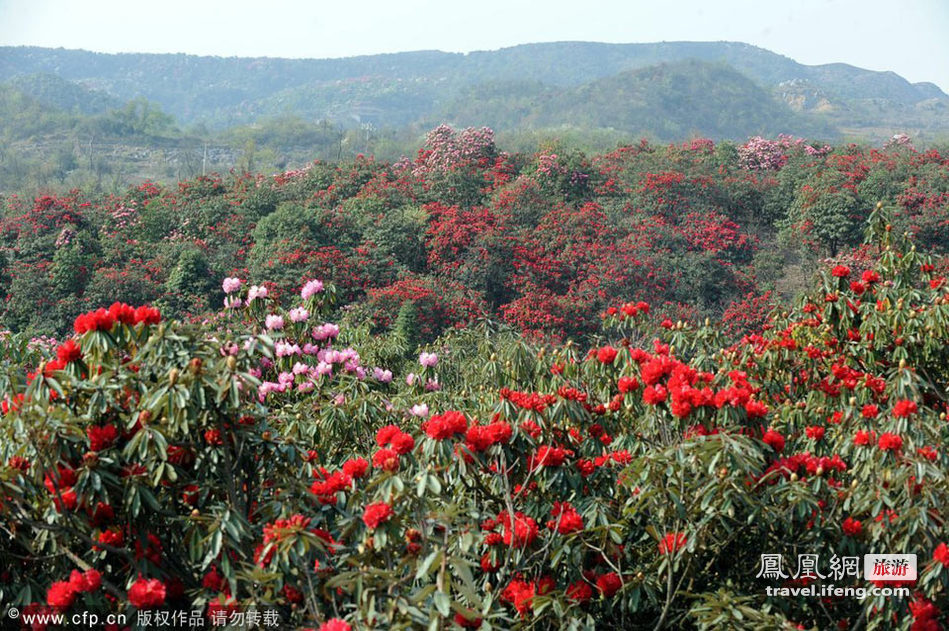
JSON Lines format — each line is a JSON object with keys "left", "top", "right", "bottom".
{"left": 1, "top": 206, "right": 949, "bottom": 630}
{"left": 4, "top": 128, "right": 949, "bottom": 350}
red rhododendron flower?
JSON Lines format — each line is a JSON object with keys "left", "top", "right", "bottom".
{"left": 642, "top": 384, "right": 668, "bottom": 404}
{"left": 309, "top": 469, "right": 352, "bottom": 504}
{"left": 658, "top": 532, "right": 687, "bottom": 554}
{"left": 46, "top": 580, "right": 77, "bottom": 609}
{"left": 202, "top": 567, "right": 224, "bottom": 592}
{"left": 56, "top": 339, "right": 82, "bottom": 364}
{"left": 465, "top": 420, "right": 513, "bottom": 452}
{"left": 372, "top": 448, "right": 400, "bottom": 472}
{"left": 805, "top": 426, "right": 825, "bottom": 441}
{"left": 342, "top": 457, "right": 369, "bottom": 478}
{"left": 501, "top": 578, "right": 535, "bottom": 617}
{"left": 282, "top": 584, "right": 303, "bottom": 604}
{"left": 390, "top": 432, "right": 415, "bottom": 454}
{"left": 108, "top": 302, "right": 136, "bottom": 324}
{"left": 453, "top": 612, "right": 483, "bottom": 628}
{"left": 498, "top": 511, "right": 538, "bottom": 547}
{"left": 842, "top": 517, "right": 862, "bottom": 536}
{"left": 762, "top": 429, "right": 785, "bottom": 452}
{"left": 74, "top": 309, "right": 115, "bottom": 334}
{"left": 422, "top": 410, "right": 468, "bottom": 439}
{"left": 375, "top": 424, "right": 402, "bottom": 447}
{"left": 53, "top": 488, "right": 78, "bottom": 512}
{"left": 566, "top": 580, "right": 594, "bottom": 602}
{"left": 528, "top": 445, "right": 573, "bottom": 470}
{"left": 745, "top": 400, "right": 769, "bottom": 419}
{"left": 128, "top": 577, "right": 166, "bottom": 608}
{"left": 831, "top": 265, "right": 851, "bottom": 278}
{"left": 319, "top": 619, "right": 351, "bottom": 631}
{"left": 933, "top": 542, "right": 949, "bottom": 568}
{"left": 878, "top": 432, "right": 903, "bottom": 451}
{"left": 204, "top": 428, "right": 223, "bottom": 446}
{"left": 596, "top": 572, "right": 623, "bottom": 597}
{"left": 97, "top": 528, "right": 124, "bottom": 549}
{"left": 596, "top": 346, "right": 618, "bottom": 364}
{"left": 908, "top": 595, "right": 941, "bottom": 630}
{"left": 547, "top": 502, "right": 584, "bottom": 535}
{"left": 892, "top": 399, "right": 918, "bottom": 418}
{"left": 68, "top": 569, "right": 101, "bottom": 593}
{"left": 87, "top": 424, "right": 118, "bottom": 451}
{"left": 133, "top": 305, "right": 162, "bottom": 325}
{"left": 362, "top": 502, "right": 393, "bottom": 530}
{"left": 918, "top": 446, "right": 938, "bottom": 462}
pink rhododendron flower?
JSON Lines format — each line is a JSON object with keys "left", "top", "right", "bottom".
{"left": 301, "top": 279, "right": 324, "bottom": 299}
{"left": 222, "top": 277, "right": 242, "bottom": 293}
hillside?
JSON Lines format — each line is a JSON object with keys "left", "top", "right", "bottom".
{"left": 2, "top": 130, "right": 949, "bottom": 630}
{"left": 2, "top": 42, "right": 948, "bottom": 140}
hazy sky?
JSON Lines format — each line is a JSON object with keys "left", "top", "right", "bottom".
{"left": 1, "top": 0, "right": 947, "bottom": 92}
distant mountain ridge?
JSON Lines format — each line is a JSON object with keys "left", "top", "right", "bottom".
{"left": 1, "top": 41, "right": 948, "bottom": 140}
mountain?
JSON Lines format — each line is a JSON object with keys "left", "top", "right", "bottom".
{"left": 0, "top": 41, "right": 947, "bottom": 143}
{"left": 7, "top": 73, "right": 120, "bottom": 114}
{"left": 435, "top": 61, "right": 832, "bottom": 139}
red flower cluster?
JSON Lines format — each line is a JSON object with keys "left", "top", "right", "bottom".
{"left": 528, "top": 445, "right": 574, "bottom": 471}
{"left": 878, "top": 432, "right": 903, "bottom": 451}
{"left": 596, "top": 572, "right": 623, "bottom": 596}
{"left": 933, "top": 542, "right": 949, "bottom": 568}
{"left": 74, "top": 302, "right": 161, "bottom": 334}
{"left": 128, "top": 577, "right": 166, "bottom": 609}
{"left": 46, "top": 569, "right": 102, "bottom": 609}
{"left": 762, "top": 452, "right": 847, "bottom": 482}
{"left": 500, "top": 387, "right": 556, "bottom": 411}
{"left": 342, "top": 457, "right": 369, "bottom": 479}
{"left": 56, "top": 339, "right": 82, "bottom": 364}
{"left": 547, "top": 502, "right": 584, "bottom": 535}
{"left": 762, "top": 429, "right": 786, "bottom": 452}
{"left": 262, "top": 514, "right": 312, "bottom": 546}
{"left": 421, "top": 410, "right": 468, "bottom": 440}
{"left": 596, "top": 346, "right": 618, "bottom": 364}
{"left": 619, "top": 300, "right": 650, "bottom": 318}
{"left": 566, "top": 580, "right": 594, "bottom": 602}
{"left": 362, "top": 502, "right": 393, "bottom": 530}
{"left": 892, "top": 399, "right": 918, "bottom": 418}
{"left": 498, "top": 511, "right": 539, "bottom": 547}
{"left": 375, "top": 424, "right": 415, "bottom": 453}
{"left": 372, "top": 448, "right": 400, "bottom": 472}
{"left": 842, "top": 517, "right": 862, "bottom": 536}
{"left": 909, "top": 595, "right": 941, "bottom": 631}
{"left": 310, "top": 469, "right": 353, "bottom": 504}
{"left": 453, "top": 613, "right": 483, "bottom": 629}
{"left": 87, "top": 424, "right": 118, "bottom": 451}
{"left": 658, "top": 532, "right": 687, "bottom": 554}
{"left": 464, "top": 419, "right": 512, "bottom": 452}
{"left": 373, "top": 425, "right": 415, "bottom": 471}
{"left": 501, "top": 577, "right": 552, "bottom": 617}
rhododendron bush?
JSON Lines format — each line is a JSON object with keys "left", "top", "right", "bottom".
{"left": 5, "top": 128, "right": 949, "bottom": 345}
{"left": 1, "top": 210, "right": 949, "bottom": 630}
